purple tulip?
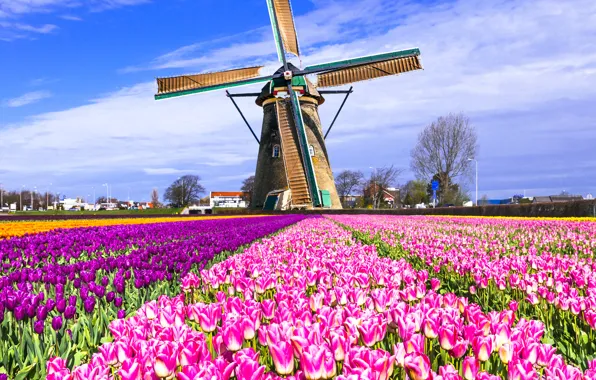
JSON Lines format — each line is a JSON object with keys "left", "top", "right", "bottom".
{"left": 117, "top": 309, "right": 126, "bottom": 319}
{"left": 51, "top": 316, "right": 63, "bottom": 331}
{"left": 114, "top": 297, "right": 123, "bottom": 308}
{"left": 14, "top": 306, "right": 25, "bottom": 321}
{"left": 34, "top": 320, "right": 45, "bottom": 334}
{"left": 106, "top": 291, "right": 115, "bottom": 303}
{"left": 56, "top": 298, "right": 66, "bottom": 313}
{"left": 64, "top": 305, "right": 76, "bottom": 320}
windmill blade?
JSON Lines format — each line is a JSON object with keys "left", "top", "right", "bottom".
{"left": 302, "top": 48, "right": 422, "bottom": 88}
{"left": 155, "top": 66, "right": 271, "bottom": 100}
{"left": 286, "top": 84, "right": 322, "bottom": 206}
{"left": 267, "top": 0, "right": 300, "bottom": 61}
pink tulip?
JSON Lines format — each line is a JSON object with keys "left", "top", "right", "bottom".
{"left": 330, "top": 332, "right": 348, "bottom": 362}
{"left": 450, "top": 338, "right": 468, "bottom": 359}
{"left": 98, "top": 342, "right": 118, "bottom": 366}
{"left": 222, "top": 320, "right": 244, "bottom": 352}
{"left": 438, "top": 324, "right": 457, "bottom": 351}
{"left": 498, "top": 343, "right": 513, "bottom": 364}
{"left": 322, "top": 350, "right": 337, "bottom": 379}
{"left": 198, "top": 303, "right": 221, "bottom": 333}
{"left": 537, "top": 344, "right": 556, "bottom": 367}
{"left": 269, "top": 340, "right": 294, "bottom": 375}
{"left": 508, "top": 358, "right": 537, "bottom": 380}
{"left": 261, "top": 299, "right": 276, "bottom": 320}
{"left": 521, "top": 341, "right": 539, "bottom": 364}
{"left": 119, "top": 359, "right": 142, "bottom": 380}
{"left": 301, "top": 345, "right": 325, "bottom": 380}
{"left": 462, "top": 357, "right": 479, "bottom": 380}
{"left": 472, "top": 336, "right": 493, "bottom": 362}
{"left": 47, "top": 357, "right": 69, "bottom": 376}
{"left": 422, "top": 317, "right": 439, "bottom": 339}
{"left": 154, "top": 343, "right": 177, "bottom": 378}
{"left": 404, "top": 352, "right": 431, "bottom": 380}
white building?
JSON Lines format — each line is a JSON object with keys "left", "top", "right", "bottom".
{"left": 210, "top": 192, "right": 249, "bottom": 208}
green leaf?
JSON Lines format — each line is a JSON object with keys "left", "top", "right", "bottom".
{"left": 14, "top": 361, "right": 36, "bottom": 380}
{"left": 580, "top": 330, "right": 589, "bottom": 345}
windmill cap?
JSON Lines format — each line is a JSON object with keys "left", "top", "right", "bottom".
{"left": 256, "top": 64, "right": 324, "bottom": 107}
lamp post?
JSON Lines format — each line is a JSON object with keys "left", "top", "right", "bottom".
{"left": 0, "top": 183, "right": 3, "bottom": 209}
{"left": 102, "top": 183, "right": 109, "bottom": 204}
{"left": 92, "top": 186, "right": 96, "bottom": 206}
{"left": 46, "top": 183, "right": 52, "bottom": 210}
{"left": 467, "top": 158, "right": 478, "bottom": 206}
{"left": 20, "top": 185, "right": 25, "bottom": 211}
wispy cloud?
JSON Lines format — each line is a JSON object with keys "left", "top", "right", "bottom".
{"left": 143, "top": 168, "right": 197, "bottom": 175}
{"left": 0, "top": 0, "right": 148, "bottom": 16}
{"left": 3, "top": 90, "right": 52, "bottom": 107}
{"left": 0, "top": 21, "right": 57, "bottom": 40}
{"left": 60, "top": 14, "right": 82, "bottom": 21}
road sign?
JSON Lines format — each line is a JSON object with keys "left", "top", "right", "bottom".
{"left": 431, "top": 180, "right": 439, "bottom": 191}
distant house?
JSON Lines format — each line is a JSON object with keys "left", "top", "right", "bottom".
{"left": 210, "top": 192, "right": 249, "bottom": 208}
{"left": 363, "top": 183, "right": 401, "bottom": 208}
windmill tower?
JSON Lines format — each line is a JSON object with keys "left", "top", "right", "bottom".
{"left": 154, "top": 0, "right": 423, "bottom": 210}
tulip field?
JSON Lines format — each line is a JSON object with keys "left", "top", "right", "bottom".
{"left": 1, "top": 215, "right": 596, "bottom": 379}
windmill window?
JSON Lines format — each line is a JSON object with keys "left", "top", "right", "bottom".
{"left": 309, "top": 145, "right": 315, "bottom": 157}
{"left": 272, "top": 145, "right": 280, "bottom": 158}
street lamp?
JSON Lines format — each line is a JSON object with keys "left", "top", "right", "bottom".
{"left": 92, "top": 186, "right": 96, "bottom": 206}
{"left": 20, "top": 185, "right": 25, "bottom": 211}
{"left": 102, "top": 183, "right": 109, "bottom": 204}
{"left": 47, "top": 183, "right": 52, "bottom": 210}
{"left": 467, "top": 158, "right": 478, "bottom": 206}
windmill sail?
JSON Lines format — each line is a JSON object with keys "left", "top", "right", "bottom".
{"left": 315, "top": 55, "right": 422, "bottom": 88}
{"left": 303, "top": 48, "right": 422, "bottom": 88}
{"left": 267, "top": 0, "right": 300, "bottom": 60}
{"left": 155, "top": 66, "right": 269, "bottom": 99}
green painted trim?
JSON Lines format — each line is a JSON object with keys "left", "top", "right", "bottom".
{"left": 266, "top": 0, "right": 284, "bottom": 63}
{"left": 290, "top": 90, "right": 321, "bottom": 207}
{"left": 155, "top": 76, "right": 271, "bottom": 100}
{"left": 304, "top": 48, "right": 420, "bottom": 72}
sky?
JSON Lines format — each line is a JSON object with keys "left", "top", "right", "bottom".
{"left": 1, "top": 0, "right": 595, "bottom": 202}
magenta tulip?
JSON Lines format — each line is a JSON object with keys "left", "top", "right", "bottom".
{"left": 269, "top": 340, "right": 294, "bottom": 375}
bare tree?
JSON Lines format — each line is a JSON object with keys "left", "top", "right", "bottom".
{"left": 410, "top": 113, "right": 478, "bottom": 201}
{"left": 241, "top": 175, "right": 255, "bottom": 206}
{"left": 334, "top": 170, "right": 364, "bottom": 207}
{"left": 164, "top": 175, "right": 206, "bottom": 207}
{"left": 368, "top": 166, "right": 403, "bottom": 209}
{"left": 151, "top": 188, "right": 161, "bottom": 208}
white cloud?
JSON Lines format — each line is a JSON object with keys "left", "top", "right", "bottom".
{"left": 3, "top": 90, "right": 52, "bottom": 107}
{"left": 144, "top": 168, "right": 196, "bottom": 175}
{"left": 2, "top": 0, "right": 596, "bottom": 196}
{"left": 0, "top": 0, "right": 147, "bottom": 16}
{"left": 60, "top": 14, "right": 82, "bottom": 21}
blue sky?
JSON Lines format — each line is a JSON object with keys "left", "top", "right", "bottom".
{"left": 1, "top": 0, "right": 595, "bottom": 202}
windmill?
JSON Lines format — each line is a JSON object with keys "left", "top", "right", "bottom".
{"left": 154, "top": 0, "right": 423, "bottom": 210}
